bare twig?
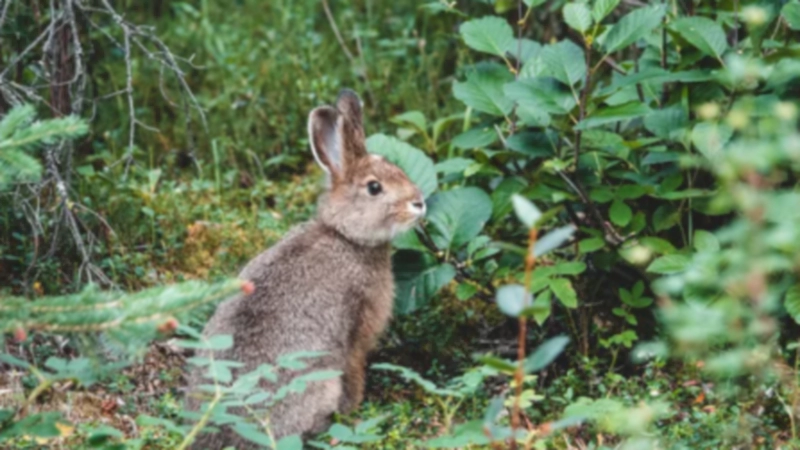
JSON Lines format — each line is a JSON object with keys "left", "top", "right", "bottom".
{"left": 321, "top": 0, "right": 355, "bottom": 62}
{"left": 0, "top": 0, "right": 13, "bottom": 32}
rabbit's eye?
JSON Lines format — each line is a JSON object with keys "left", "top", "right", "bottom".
{"left": 367, "top": 180, "right": 383, "bottom": 196}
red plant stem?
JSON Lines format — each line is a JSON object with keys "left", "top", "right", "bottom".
{"left": 510, "top": 227, "right": 538, "bottom": 449}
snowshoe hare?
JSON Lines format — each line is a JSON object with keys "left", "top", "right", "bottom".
{"left": 186, "top": 89, "right": 425, "bottom": 448}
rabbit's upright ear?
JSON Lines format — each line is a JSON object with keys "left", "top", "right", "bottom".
{"left": 308, "top": 89, "right": 368, "bottom": 181}
{"left": 308, "top": 105, "right": 344, "bottom": 179}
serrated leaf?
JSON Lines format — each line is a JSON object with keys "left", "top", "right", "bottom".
{"left": 609, "top": 200, "right": 632, "bottom": 226}
{"left": 549, "top": 278, "right": 578, "bottom": 308}
{"left": 575, "top": 102, "right": 651, "bottom": 130}
{"left": 671, "top": 17, "right": 728, "bottom": 61}
{"left": 453, "top": 64, "right": 515, "bottom": 116}
{"left": 534, "top": 226, "right": 576, "bottom": 256}
{"left": 785, "top": 285, "right": 800, "bottom": 324}
{"left": 647, "top": 254, "right": 691, "bottom": 274}
{"left": 524, "top": 335, "right": 569, "bottom": 372}
{"left": 426, "top": 187, "right": 493, "bottom": 249}
{"left": 592, "top": 0, "right": 620, "bottom": 22}
{"left": 366, "top": 134, "right": 437, "bottom": 198}
{"left": 504, "top": 77, "right": 577, "bottom": 115}
{"left": 784, "top": 1, "right": 800, "bottom": 30}
{"left": 496, "top": 284, "right": 531, "bottom": 317}
{"left": 541, "top": 40, "right": 587, "bottom": 86}
{"left": 564, "top": 3, "right": 593, "bottom": 33}
{"left": 511, "top": 194, "right": 542, "bottom": 228}
{"left": 460, "top": 16, "right": 516, "bottom": 57}
{"left": 601, "top": 4, "right": 667, "bottom": 54}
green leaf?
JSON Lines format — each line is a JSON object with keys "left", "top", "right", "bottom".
{"left": 644, "top": 106, "right": 689, "bottom": 140}
{"left": 691, "top": 122, "right": 733, "bottom": 162}
{"left": 366, "top": 134, "right": 437, "bottom": 198}
{"left": 393, "top": 251, "right": 457, "bottom": 314}
{"left": 783, "top": 1, "right": 800, "bottom": 30}
{"left": 390, "top": 111, "right": 427, "bottom": 133}
{"left": 496, "top": 284, "right": 531, "bottom": 317}
{"left": 785, "top": 284, "right": 800, "bottom": 324}
{"left": 549, "top": 278, "right": 578, "bottom": 308}
{"left": 476, "top": 355, "right": 517, "bottom": 373}
{"left": 578, "top": 237, "right": 605, "bottom": 253}
{"left": 541, "top": 40, "right": 587, "bottom": 86}
{"left": 460, "top": 16, "right": 516, "bottom": 57}
{"left": 592, "top": 0, "right": 620, "bottom": 22}
{"left": 647, "top": 254, "right": 691, "bottom": 274}
{"left": 504, "top": 78, "right": 577, "bottom": 115}
{"left": 564, "top": 3, "right": 593, "bottom": 33}
{"left": 671, "top": 17, "right": 728, "bottom": 61}
{"left": 511, "top": 194, "right": 542, "bottom": 228}
{"left": 453, "top": 64, "right": 515, "bottom": 116}
{"left": 609, "top": 200, "right": 632, "bottom": 227}
{"left": 451, "top": 127, "right": 498, "bottom": 149}
{"left": 426, "top": 187, "right": 493, "bottom": 249}
{"left": 600, "top": 4, "right": 667, "bottom": 54}
{"left": 693, "top": 230, "right": 720, "bottom": 253}
{"left": 276, "top": 435, "right": 303, "bottom": 450}
{"left": 524, "top": 335, "right": 569, "bottom": 373}
{"left": 575, "top": 102, "right": 651, "bottom": 130}
{"left": 491, "top": 177, "right": 527, "bottom": 221}
{"left": 534, "top": 226, "right": 576, "bottom": 256}
{"left": 532, "top": 291, "right": 552, "bottom": 324}
{"left": 639, "top": 236, "right": 677, "bottom": 254}
{"left": 233, "top": 423, "right": 274, "bottom": 446}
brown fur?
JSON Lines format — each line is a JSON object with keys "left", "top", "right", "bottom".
{"left": 185, "top": 90, "right": 424, "bottom": 449}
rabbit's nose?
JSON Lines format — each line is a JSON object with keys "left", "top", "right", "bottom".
{"left": 410, "top": 199, "right": 426, "bottom": 216}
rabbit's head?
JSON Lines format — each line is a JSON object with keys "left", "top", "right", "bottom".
{"left": 308, "top": 90, "right": 425, "bottom": 247}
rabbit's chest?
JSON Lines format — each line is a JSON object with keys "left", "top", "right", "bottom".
{"left": 352, "top": 270, "right": 394, "bottom": 345}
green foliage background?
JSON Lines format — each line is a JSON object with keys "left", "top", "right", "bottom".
{"left": 2, "top": 0, "right": 800, "bottom": 448}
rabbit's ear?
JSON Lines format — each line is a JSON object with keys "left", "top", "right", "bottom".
{"left": 335, "top": 89, "right": 368, "bottom": 161}
{"left": 308, "top": 105, "right": 345, "bottom": 178}
{"left": 309, "top": 90, "right": 368, "bottom": 181}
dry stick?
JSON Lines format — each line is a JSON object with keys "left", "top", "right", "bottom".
{"left": 510, "top": 227, "right": 538, "bottom": 450}
{"left": 322, "top": 0, "right": 355, "bottom": 62}
{"left": 0, "top": 0, "right": 12, "bottom": 32}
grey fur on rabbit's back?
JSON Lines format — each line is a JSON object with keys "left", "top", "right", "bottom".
{"left": 185, "top": 89, "right": 425, "bottom": 449}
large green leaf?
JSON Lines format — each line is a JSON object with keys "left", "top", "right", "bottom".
{"left": 600, "top": 4, "right": 666, "bottom": 54}
{"left": 564, "top": 3, "right": 593, "bottom": 34}
{"left": 426, "top": 187, "right": 493, "bottom": 250}
{"left": 541, "top": 40, "right": 587, "bottom": 86}
{"left": 671, "top": 17, "right": 728, "bottom": 61}
{"left": 782, "top": 1, "right": 800, "bottom": 30}
{"left": 575, "top": 102, "right": 651, "bottom": 130}
{"left": 592, "top": 0, "right": 620, "bottom": 22}
{"left": 504, "top": 78, "right": 577, "bottom": 115}
{"left": 453, "top": 63, "right": 515, "bottom": 116}
{"left": 393, "top": 251, "right": 456, "bottom": 314}
{"left": 460, "top": 16, "right": 516, "bottom": 57}
{"left": 609, "top": 200, "right": 632, "bottom": 227}
{"left": 366, "top": 134, "right": 437, "bottom": 198}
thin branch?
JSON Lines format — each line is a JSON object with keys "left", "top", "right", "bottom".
{"left": 321, "top": 0, "right": 355, "bottom": 62}
{"left": 0, "top": 0, "right": 12, "bottom": 32}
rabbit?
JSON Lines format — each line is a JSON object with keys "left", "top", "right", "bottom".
{"left": 185, "top": 89, "right": 426, "bottom": 449}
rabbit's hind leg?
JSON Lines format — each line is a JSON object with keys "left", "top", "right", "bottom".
{"left": 269, "top": 376, "right": 343, "bottom": 440}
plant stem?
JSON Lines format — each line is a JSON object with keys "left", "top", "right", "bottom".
{"left": 511, "top": 226, "right": 538, "bottom": 449}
